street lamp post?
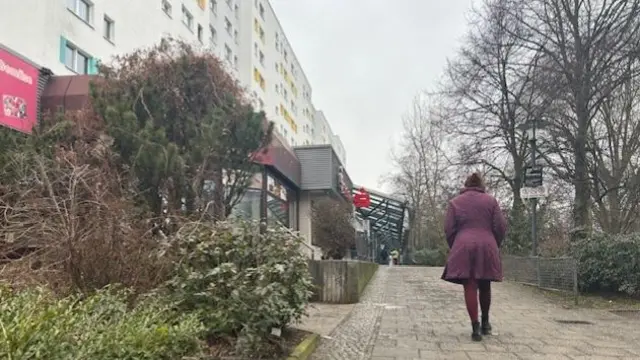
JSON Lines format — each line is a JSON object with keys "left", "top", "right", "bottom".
{"left": 528, "top": 125, "right": 538, "bottom": 257}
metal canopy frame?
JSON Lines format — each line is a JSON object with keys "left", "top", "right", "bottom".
{"left": 353, "top": 186, "right": 408, "bottom": 248}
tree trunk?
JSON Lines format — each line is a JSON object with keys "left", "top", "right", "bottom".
{"left": 572, "top": 119, "right": 591, "bottom": 241}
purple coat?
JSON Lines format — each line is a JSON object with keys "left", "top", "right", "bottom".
{"left": 441, "top": 187, "right": 507, "bottom": 284}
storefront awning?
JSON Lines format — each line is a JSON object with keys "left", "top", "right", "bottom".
{"left": 353, "top": 186, "right": 408, "bottom": 247}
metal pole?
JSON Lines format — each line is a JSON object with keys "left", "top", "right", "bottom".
{"left": 530, "top": 126, "right": 538, "bottom": 257}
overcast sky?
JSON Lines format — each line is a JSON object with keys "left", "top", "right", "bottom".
{"left": 270, "top": 0, "right": 477, "bottom": 193}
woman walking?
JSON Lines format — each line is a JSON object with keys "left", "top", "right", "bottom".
{"left": 441, "top": 173, "right": 507, "bottom": 341}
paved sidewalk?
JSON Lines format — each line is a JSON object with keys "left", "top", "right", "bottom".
{"left": 311, "top": 266, "right": 640, "bottom": 360}
{"left": 296, "top": 302, "right": 354, "bottom": 336}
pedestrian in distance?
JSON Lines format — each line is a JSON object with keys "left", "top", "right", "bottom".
{"left": 441, "top": 172, "right": 507, "bottom": 342}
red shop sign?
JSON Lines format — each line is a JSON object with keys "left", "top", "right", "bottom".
{"left": 353, "top": 187, "right": 371, "bottom": 208}
{"left": 0, "top": 47, "right": 39, "bottom": 133}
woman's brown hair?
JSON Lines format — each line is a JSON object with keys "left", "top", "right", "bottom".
{"left": 464, "top": 172, "right": 485, "bottom": 189}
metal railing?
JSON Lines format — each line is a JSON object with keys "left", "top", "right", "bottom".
{"left": 502, "top": 254, "right": 579, "bottom": 303}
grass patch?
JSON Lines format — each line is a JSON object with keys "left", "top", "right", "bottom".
{"left": 523, "top": 284, "right": 640, "bottom": 310}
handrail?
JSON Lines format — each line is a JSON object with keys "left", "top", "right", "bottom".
{"left": 282, "top": 226, "right": 315, "bottom": 260}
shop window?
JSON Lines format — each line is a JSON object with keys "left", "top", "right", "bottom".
{"left": 232, "top": 189, "right": 261, "bottom": 221}
{"left": 266, "top": 174, "right": 293, "bottom": 228}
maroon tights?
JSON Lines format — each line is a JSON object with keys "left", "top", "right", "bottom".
{"left": 463, "top": 279, "right": 491, "bottom": 322}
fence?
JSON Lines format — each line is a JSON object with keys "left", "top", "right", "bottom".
{"left": 502, "top": 254, "right": 579, "bottom": 302}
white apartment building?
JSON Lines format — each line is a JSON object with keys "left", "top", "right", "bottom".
{"left": 0, "top": 0, "right": 340, "bottom": 151}
{"left": 314, "top": 110, "right": 347, "bottom": 165}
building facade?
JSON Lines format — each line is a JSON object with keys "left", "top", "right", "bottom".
{"left": 0, "top": 0, "right": 344, "bottom": 156}
{"left": 313, "top": 110, "right": 346, "bottom": 165}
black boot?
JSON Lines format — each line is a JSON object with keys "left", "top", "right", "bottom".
{"left": 481, "top": 315, "right": 492, "bottom": 335}
{"left": 471, "top": 321, "right": 482, "bottom": 341}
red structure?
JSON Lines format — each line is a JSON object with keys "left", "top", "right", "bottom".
{"left": 0, "top": 47, "right": 40, "bottom": 133}
{"left": 353, "top": 187, "right": 371, "bottom": 208}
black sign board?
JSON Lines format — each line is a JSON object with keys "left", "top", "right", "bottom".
{"left": 524, "top": 165, "right": 543, "bottom": 187}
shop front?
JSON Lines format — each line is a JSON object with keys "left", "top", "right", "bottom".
{"left": 231, "top": 168, "right": 298, "bottom": 229}
{"left": 243, "top": 130, "right": 301, "bottom": 229}
{"left": 293, "top": 144, "right": 354, "bottom": 258}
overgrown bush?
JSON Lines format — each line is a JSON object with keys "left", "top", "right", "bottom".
{"left": 93, "top": 37, "right": 272, "bottom": 220}
{"left": 167, "top": 219, "right": 313, "bottom": 355}
{"left": 411, "top": 247, "right": 448, "bottom": 266}
{"left": 0, "top": 286, "right": 203, "bottom": 359}
{"left": 572, "top": 232, "right": 640, "bottom": 296}
{"left": 0, "top": 114, "right": 172, "bottom": 294}
{"left": 311, "top": 198, "right": 356, "bottom": 259}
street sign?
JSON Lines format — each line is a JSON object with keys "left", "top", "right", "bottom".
{"left": 520, "top": 186, "right": 547, "bottom": 199}
{"left": 524, "top": 165, "right": 543, "bottom": 187}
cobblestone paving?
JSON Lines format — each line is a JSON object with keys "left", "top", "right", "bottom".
{"left": 312, "top": 266, "right": 640, "bottom": 360}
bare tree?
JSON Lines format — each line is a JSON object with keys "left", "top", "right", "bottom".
{"left": 589, "top": 70, "right": 640, "bottom": 233}
{"left": 441, "top": 0, "right": 549, "bottom": 252}
{"left": 496, "top": 0, "right": 640, "bottom": 238}
{"left": 387, "top": 94, "right": 454, "bottom": 253}
{"left": 311, "top": 198, "right": 355, "bottom": 259}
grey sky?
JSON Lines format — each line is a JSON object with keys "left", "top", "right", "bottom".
{"left": 271, "top": 0, "right": 476, "bottom": 193}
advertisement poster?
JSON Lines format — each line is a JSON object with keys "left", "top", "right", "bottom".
{"left": 0, "top": 48, "right": 39, "bottom": 133}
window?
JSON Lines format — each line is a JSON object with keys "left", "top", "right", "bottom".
{"left": 67, "top": 0, "right": 93, "bottom": 23}
{"left": 64, "top": 43, "right": 90, "bottom": 74}
{"left": 234, "top": 4, "right": 239, "bottom": 19}
{"left": 224, "top": 44, "right": 232, "bottom": 63}
{"left": 258, "top": 99, "right": 264, "bottom": 110}
{"left": 209, "top": 0, "right": 217, "bottom": 14}
{"left": 209, "top": 26, "right": 217, "bottom": 46}
{"left": 233, "top": 55, "right": 238, "bottom": 69}
{"left": 234, "top": 30, "right": 238, "bottom": 44}
{"left": 283, "top": 49, "right": 288, "bottom": 63}
{"left": 182, "top": 5, "right": 193, "bottom": 30}
{"left": 225, "top": 17, "right": 232, "bottom": 35}
{"left": 253, "top": 68, "right": 265, "bottom": 90}
{"left": 197, "top": 24, "right": 203, "bottom": 42}
{"left": 103, "top": 16, "right": 114, "bottom": 42}
{"left": 259, "top": 51, "right": 264, "bottom": 66}
{"left": 162, "top": 0, "right": 172, "bottom": 16}
{"left": 259, "top": 3, "right": 265, "bottom": 19}
{"left": 275, "top": 106, "right": 279, "bottom": 115}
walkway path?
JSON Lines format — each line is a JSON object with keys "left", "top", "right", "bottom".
{"left": 311, "top": 266, "right": 640, "bottom": 360}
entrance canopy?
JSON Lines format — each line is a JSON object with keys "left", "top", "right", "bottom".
{"left": 353, "top": 186, "right": 408, "bottom": 248}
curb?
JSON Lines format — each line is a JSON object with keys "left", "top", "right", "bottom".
{"left": 286, "top": 333, "right": 320, "bottom": 360}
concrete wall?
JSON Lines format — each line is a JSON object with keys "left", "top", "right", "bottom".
{"left": 308, "top": 260, "right": 378, "bottom": 304}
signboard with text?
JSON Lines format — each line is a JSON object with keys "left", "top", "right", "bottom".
{"left": 520, "top": 186, "right": 548, "bottom": 199}
{"left": 0, "top": 47, "right": 39, "bottom": 133}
